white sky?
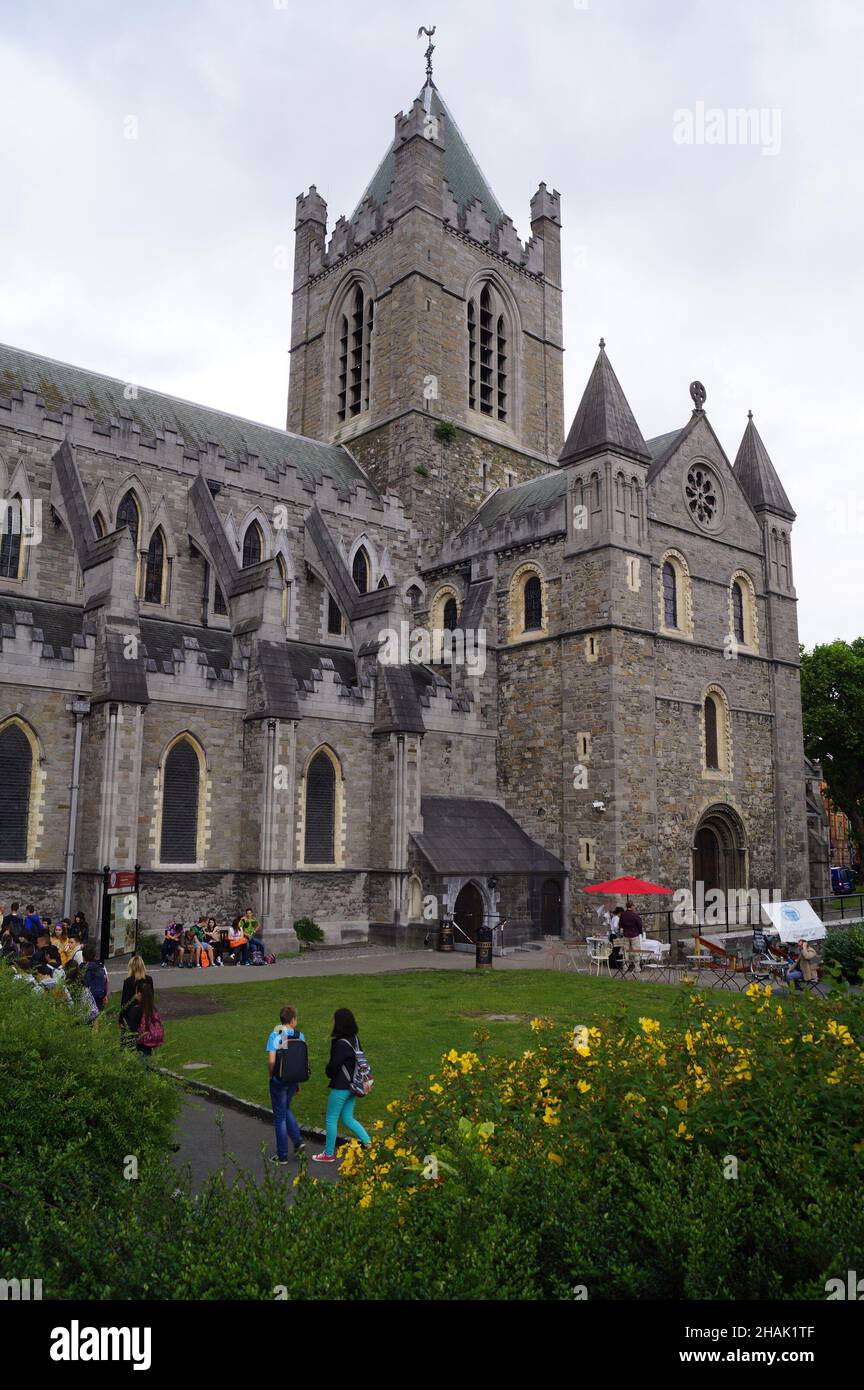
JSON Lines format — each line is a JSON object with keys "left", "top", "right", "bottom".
{"left": 1, "top": 0, "right": 861, "bottom": 649}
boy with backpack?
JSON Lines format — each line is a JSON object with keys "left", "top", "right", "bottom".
{"left": 81, "top": 944, "right": 109, "bottom": 1012}
{"left": 266, "top": 1006, "right": 308, "bottom": 1164}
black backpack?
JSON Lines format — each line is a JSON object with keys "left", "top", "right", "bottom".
{"left": 272, "top": 1031, "right": 310, "bottom": 1084}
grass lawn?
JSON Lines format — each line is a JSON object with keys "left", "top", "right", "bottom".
{"left": 152, "top": 968, "right": 686, "bottom": 1129}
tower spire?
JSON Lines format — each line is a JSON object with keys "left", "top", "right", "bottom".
{"left": 417, "top": 24, "right": 436, "bottom": 86}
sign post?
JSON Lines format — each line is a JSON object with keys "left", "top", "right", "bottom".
{"left": 100, "top": 865, "right": 140, "bottom": 960}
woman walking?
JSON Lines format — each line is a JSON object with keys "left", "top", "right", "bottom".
{"left": 119, "top": 955, "right": 154, "bottom": 1032}
{"left": 122, "top": 979, "right": 164, "bottom": 1065}
{"left": 312, "top": 1008, "right": 371, "bottom": 1164}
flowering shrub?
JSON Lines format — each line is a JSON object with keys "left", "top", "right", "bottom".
{"left": 319, "top": 986, "right": 864, "bottom": 1298}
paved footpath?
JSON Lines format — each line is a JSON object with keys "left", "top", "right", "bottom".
{"left": 110, "top": 944, "right": 555, "bottom": 989}
{"left": 174, "top": 1090, "right": 340, "bottom": 1191}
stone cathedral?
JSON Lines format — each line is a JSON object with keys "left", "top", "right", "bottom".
{"left": 0, "top": 62, "right": 815, "bottom": 946}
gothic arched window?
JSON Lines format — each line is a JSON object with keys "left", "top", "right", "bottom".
{"left": 160, "top": 737, "right": 202, "bottom": 864}
{"left": 242, "top": 522, "right": 264, "bottom": 569}
{"left": 277, "top": 555, "right": 291, "bottom": 626}
{"left": 0, "top": 495, "right": 24, "bottom": 580}
{"left": 116, "top": 491, "right": 140, "bottom": 546}
{"left": 443, "top": 597, "right": 458, "bottom": 632}
{"left": 704, "top": 696, "right": 720, "bottom": 772}
{"left": 352, "top": 546, "right": 370, "bottom": 594}
{"left": 304, "top": 748, "right": 338, "bottom": 865}
{"left": 92, "top": 512, "right": 106, "bottom": 539}
{"left": 144, "top": 528, "right": 166, "bottom": 604}
{"left": 327, "top": 592, "right": 344, "bottom": 636}
{"left": 732, "top": 581, "right": 745, "bottom": 645}
{"left": 524, "top": 575, "right": 543, "bottom": 632}
{"left": 337, "top": 283, "right": 374, "bottom": 423}
{"left": 214, "top": 581, "right": 228, "bottom": 616}
{"left": 0, "top": 719, "right": 34, "bottom": 862}
{"left": 663, "top": 560, "right": 678, "bottom": 629}
{"left": 467, "top": 280, "right": 509, "bottom": 421}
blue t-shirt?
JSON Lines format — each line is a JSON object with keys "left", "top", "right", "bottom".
{"left": 266, "top": 1025, "right": 305, "bottom": 1052}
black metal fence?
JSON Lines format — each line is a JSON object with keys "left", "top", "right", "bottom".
{"left": 633, "top": 893, "right": 864, "bottom": 947}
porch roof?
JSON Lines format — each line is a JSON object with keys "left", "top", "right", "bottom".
{"left": 411, "top": 797, "right": 565, "bottom": 877}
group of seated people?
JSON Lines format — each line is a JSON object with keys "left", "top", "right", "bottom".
{"left": 160, "top": 909, "right": 272, "bottom": 968}
{"left": 1, "top": 901, "right": 91, "bottom": 967}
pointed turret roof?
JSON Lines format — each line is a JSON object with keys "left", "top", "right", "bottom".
{"left": 352, "top": 84, "right": 505, "bottom": 229}
{"left": 733, "top": 412, "right": 795, "bottom": 520}
{"left": 559, "top": 341, "right": 650, "bottom": 466}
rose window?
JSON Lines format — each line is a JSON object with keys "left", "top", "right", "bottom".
{"left": 685, "top": 467, "right": 718, "bottom": 524}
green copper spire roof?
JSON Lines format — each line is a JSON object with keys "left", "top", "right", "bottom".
{"left": 352, "top": 85, "right": 505, "bottom": 229}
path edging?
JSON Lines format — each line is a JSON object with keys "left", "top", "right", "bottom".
{"left": 156, "top": 1066, "right": 342, "bottom": 1146}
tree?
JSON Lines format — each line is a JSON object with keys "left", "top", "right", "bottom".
{"left": 800, "top": 639, "right": 864, "bottom": 862}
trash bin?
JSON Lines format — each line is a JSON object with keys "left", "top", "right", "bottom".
{"left": 438, "top": 919, "right": 454, "bottom": 952}
{"left": 475, "top": 923, "right": 493, "bottom": 968}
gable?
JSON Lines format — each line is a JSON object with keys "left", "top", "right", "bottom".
{"left": 647, "top": 413, "right": 763, "bottom": 550}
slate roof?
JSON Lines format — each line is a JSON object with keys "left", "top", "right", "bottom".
{"left": 644, "top": 423, "right": 690, "bottom": 482}
{"left": 283, "top": 641, "right": 358, "bottom": 688}
{"left": 0, "top": 598, "right": 89, "bottom": 653}
{"left": 139, "top": 619, "right": 233, "bottom": 675}
{"left": 376, "top": 664, "right": 426, "bottom": 734}
{"left": 0, "top": 342, "right": 373, "bottom": 495}
{"left": 559, "top": 344, "right": 650, "bottom": 466}
{"left": 412, "top": 797, "right": 566, "bottom": 876}
{"left": 104, "top": 630, "right": 150, "bottom": 704}
{"left": 469, "top": 471, "right": 567, "bottom": 530}
{"left": 353, "top": 85, "right": 505, "bottom": 229}
{"left": 733, "top": 414, "right": 795, "bottom": 520}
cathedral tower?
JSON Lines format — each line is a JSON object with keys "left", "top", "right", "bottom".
{"left": 287, "top": 63, "right": 564, "bottom": 546}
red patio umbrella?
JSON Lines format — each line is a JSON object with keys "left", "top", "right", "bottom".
{"left": 581, "top": 875, "right": 673, "bottom": 896}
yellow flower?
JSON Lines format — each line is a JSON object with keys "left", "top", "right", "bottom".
{"left": 384, "top": 1136, "right": 396, "bottom": 1150}
{"left": 446, "top": 1049, "right": 460, "bottom": 1064}
{"left": 430, "top": 1083, "right": 443, "bottom": 1095}
{"left": 543, "top": 1105, "right": 561, "bottom": 1126}
{"left": 538, "top": 1075, "right": 549, "bottom": 1090}
{"left": 547, "top": 1152, "right": 563, "bottom": 1165}
{"left": 577, "top": 1080, "right": 591, "bottom": 1094}
{"left": 674, "top": 1098, "right": 688, "bottom": 1112}
{"left": 372, "top": 1120, "right": 385, "bottom": 1130}
{"left": 386, "top": 1100, "right": 401, "bottom": 1113}
{"left": 639, "top": 1017, "right": 661, "bottom": 1035}
{"left": 530, "top": 1017, "right": 543, "bottom": 1032}
{"left": 358, "top": 1193, "right": 372, "bottom": 1208}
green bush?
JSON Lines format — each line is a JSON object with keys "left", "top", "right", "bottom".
{"left": 822, "top": 924, "right": 864, "bottom": 984}
{"left": 136, "top": 931, "right": 162, "bottom": 965}
{"left": 0, "top": 963, "right": 178, "bottom": 1296}
{"left": 293, "top": 916, "right": 324, "bottom": 946}
{"left": 4, "top": 972, "right": 863, "bottom": 1300}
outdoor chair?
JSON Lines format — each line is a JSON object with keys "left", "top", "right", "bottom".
{"left": 549, "top": 938, "right": 584, "bottom": 972}
{"left": 587, "top": 937, "right": 613, "bottom": 976}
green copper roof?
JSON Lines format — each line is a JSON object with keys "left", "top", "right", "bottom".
{"left": 353, "top": 84, "right": 505, "bottom": 229}
{"left": 0, "top": 342, "right": 374, "bottom": 496}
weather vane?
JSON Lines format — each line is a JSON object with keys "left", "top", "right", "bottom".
{"left": 417, "top": 25, "right": 436, "bottom": 84}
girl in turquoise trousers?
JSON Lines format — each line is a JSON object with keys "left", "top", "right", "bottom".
{"left": 312, "top": 1007, "right": 371, "bottom": 1162}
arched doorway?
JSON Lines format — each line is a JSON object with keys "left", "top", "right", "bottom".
{"left": 541, "top": 878, "right": 562, "bottom": 935}
{"left": 453, "top": 882, "right": 485, "bottom": 944}
{"left": 692, "top": 804, "right": 747, "bottom": 921}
